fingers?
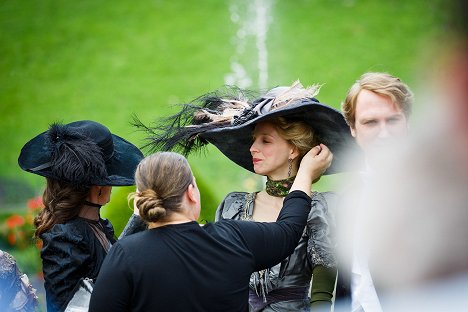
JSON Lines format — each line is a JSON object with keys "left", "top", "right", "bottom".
{"left": 307, "top": 144, "right": 333, "bottom": 171}
{"left": 318, "top": 144, "right": 333, "bottom": 167}
{"left": 307, "top": 144, "right": 322, "bottom": 157}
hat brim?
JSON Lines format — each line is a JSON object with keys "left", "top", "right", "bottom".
{"left": 19, "top": 132, "right": 143, "bottom": 186}
{"left": 200, "top": 100, "right": 358, "bottom": 175}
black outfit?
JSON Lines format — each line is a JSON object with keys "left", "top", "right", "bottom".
{"left": 89, "top": 191, "right": 312, "bottom": 312}
{"left": 40, "top": 217, "right": 116, "bottom": 312}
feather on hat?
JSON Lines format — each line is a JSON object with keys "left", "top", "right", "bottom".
{"left": 19, "top": 120, "right": 144, "bottom": 186}
{"left": 135, "top": 81, "right": 357, "bottom": 174}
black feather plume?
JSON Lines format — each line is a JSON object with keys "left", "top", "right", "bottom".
{"left": 132, "top": 86, "right": 259, "bottom": 156}
{"left": 46, "top": 123, "right": 107, "bottom": 185}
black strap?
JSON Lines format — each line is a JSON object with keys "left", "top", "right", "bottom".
{"left": 83, "top": 201, "right": 102, "bottom": 208}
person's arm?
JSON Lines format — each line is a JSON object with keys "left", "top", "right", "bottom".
{"left": 89, "top": 243, "right": 132, "bottom": 312}
{"left": 306, "top": 191, "right": 339, "bottom": 310}
{"left": 215, "top": 194, "right": 229, "bottom": 222}
{"left": 119, "top": 195, "right": 147, "bottom": 239}
{"left": 239, "top": 144, "right": 333, "bottom": 270}
{"left": 119, "top": 214, "right": 147, "bottom": 239}
{"left": 231, "top": 190, "right": 311, "bottom": 270}
{"left": 215, "top": 192, "right": 246, "bottom": 221}
{"left": 290, "top": 144, "right": 332, "bottom": 196}
{"left": 310, "top": 265, "right": 337, "bottom": 310}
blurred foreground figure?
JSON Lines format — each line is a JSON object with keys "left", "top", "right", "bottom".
{"left": 338, "top": 1, "right": 468, "bottom": 311}
{"left": 0, "top": 250, "right": 38, "bottom": 312}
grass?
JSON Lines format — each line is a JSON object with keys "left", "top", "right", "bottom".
{"left": 1, "top": 0, "right": 445, "bottom": 202}
{"left": 1, "top": 0, "right": 446, "bottom": 196}
{"left": 0, "top": 0, "right": 448, "bottom": 224}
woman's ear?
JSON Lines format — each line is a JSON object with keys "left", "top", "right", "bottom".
{"left": 187, "top": 184, "right": 199, "bottom": 205}
{"left": 133, "top": 190, "right": 140, "bottom": 215}
{"left": 290, "top": 146, "right": 300, "bottom": 160}
{"left": 87, "top": 185, "right": 101, "bottom": 202}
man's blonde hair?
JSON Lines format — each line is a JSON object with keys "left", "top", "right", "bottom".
{"left": 341, "top": 72, "right": 414, "bottom": 128}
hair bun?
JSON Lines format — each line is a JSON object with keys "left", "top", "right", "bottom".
{"left": 137, "top": 189, "right": 166, "bottom": 223}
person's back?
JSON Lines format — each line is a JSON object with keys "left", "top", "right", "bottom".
{"left": 90, "top": 150, "right": 332, "bottom": 312}
{"left": 91, "top": 191, "right": 315, "bottom": 311}
{"left": 106, "top": 221, "right": 257, "bottom": 311}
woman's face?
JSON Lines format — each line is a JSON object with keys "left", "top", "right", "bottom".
{"left": 250, "top": 121, "right": 295, "bottom": 179}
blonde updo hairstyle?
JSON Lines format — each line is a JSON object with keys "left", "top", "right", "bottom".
{"left": 267, "top": 116, "right": 319, "bottom": 159}
{"left": 133, "top": 152, "right": 194, "bottom": 224}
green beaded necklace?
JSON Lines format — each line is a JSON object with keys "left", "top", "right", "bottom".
{"left": 265, "top": 176, "right": 296, "bottom": 197}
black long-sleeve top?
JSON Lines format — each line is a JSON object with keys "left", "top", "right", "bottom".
{"left": 89, "top": 190, "right": 312, "bottom": 312}
{"left": 40, "top": 218, "right": 116, "bottom": 312}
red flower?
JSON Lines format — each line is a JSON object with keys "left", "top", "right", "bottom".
{"left": 6, "top": 214, "right": 25, "bottom": 229}
{"left": 35, "top": 239, "right": 43, "bottom": 250}
{"left": 27, "top": 196, "right": 44, "bottom": 211}
{"left": 7, "top": 232, "right": 16, "bottom": 245}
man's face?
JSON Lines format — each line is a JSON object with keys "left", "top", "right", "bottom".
{"left": 351, "top": 89, "right": 409, "bottom": 156}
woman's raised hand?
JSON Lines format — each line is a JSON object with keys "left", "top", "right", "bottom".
{"left": 290, "top": 144, "right": 333, "bottom": 196}
{"left": 301, "top": 144, "right": 333, "bottom": 181}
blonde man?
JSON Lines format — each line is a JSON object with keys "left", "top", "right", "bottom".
{"left": 335, "top": 73, "right": 414, "bottom": 312}
{"left": 342, "top": 72, "right": 414, "bottom": 164}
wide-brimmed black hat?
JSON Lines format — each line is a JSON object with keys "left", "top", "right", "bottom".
{"left": 137, "top": 81, "right": 358, "bottom": 175}
{"left": 18, "top": 120, "right": 144, "bottom": 186}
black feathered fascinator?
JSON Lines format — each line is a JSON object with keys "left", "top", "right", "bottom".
{"left": 18, "top": 120, "right": 143, "bottom": 186}
{"left": 135, "top": 81, "right": 357, "bottom": 175}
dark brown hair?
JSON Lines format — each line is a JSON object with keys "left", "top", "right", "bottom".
{"left": 34, "top": 178, "right": 89, "bottom": 237}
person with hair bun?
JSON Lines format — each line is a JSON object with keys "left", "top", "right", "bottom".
{"left": 89, "top": 148, "right": 332, "bottom": 312}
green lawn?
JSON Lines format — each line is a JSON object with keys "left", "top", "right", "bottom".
{"left": 1, "top": 0, "right": 445, "bottom": 200}
{"left": 0, "top": 0, "right": 447, "bottom": 226}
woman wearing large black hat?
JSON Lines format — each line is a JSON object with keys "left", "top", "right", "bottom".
{"left": 18, "top": 120, "right": 143, "bottom": 312}
{"left": 138, "top": 81, "right": 356, "bottom": 311}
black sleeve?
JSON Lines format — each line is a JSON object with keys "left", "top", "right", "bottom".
{"left": 89, "top": 243, "right": 132, "bottom": 312}
{"left": 237, "top": 190, "right": 311, "bottom": 270}
{"left": 41, "top": 227, "right": 93, "bottom": 312}
{"left": 119, "top": 214, "right": 147, "bottom": 239}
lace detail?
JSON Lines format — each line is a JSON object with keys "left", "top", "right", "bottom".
{"left": 307, "top": 192, "right": 337, "bottom": 268}
{"left": 241, "top": 193, "right": 255, "bottom": 221}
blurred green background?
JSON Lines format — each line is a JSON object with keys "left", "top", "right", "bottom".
{"left": 0, "top": 0, "right": 446, "bottom": 309}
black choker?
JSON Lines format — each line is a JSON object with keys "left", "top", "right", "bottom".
{"left": 265, "top": 176, "right": 295, "bottom": 197}
{"left": 84, "top": 201, "right": 102, "bottom": 208}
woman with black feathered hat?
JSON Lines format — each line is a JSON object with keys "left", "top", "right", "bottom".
{"left": 18, "top": 120, "right": 143, "bottom": 312}
{"left": 134, "top": 81, "right": 356, "bottom": 311}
